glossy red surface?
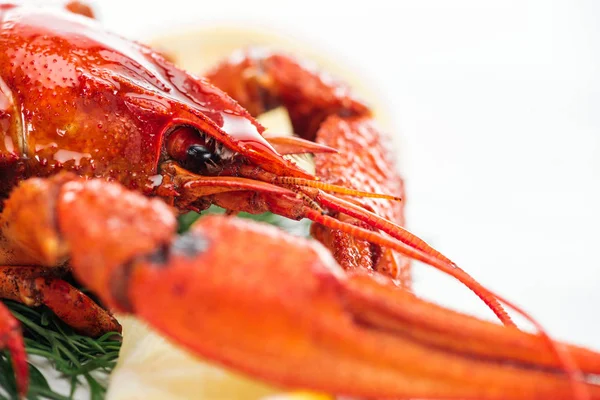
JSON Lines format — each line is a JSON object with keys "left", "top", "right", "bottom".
{"left": 0, "top": 4, "right": 295, "bottom": 195}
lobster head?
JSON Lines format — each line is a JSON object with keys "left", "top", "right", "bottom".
{"left": 1, "top": 4, "right": 317, "bottom": 213}
{"left": 4, "top": 3, "right": 396, "bottom": 225}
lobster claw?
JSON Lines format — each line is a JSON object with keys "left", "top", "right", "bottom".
{"left": 3, "top": 173, "right": 600, "bottom": 399}
{"left": 119, "top": 215, "right": 600, "bottom": 400}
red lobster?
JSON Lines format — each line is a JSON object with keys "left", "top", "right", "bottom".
{"left": 0, "top": 2, "right": 599, "bottom": 399}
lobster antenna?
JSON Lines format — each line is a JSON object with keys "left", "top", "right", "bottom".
{"left": 305, "top": 208, "right": 513, "bottom": 326}
{"left": 290, "top": 186, "right": 325, "bottom": 213}
{"left": 319, "top": 193, "right": 455, "bottom": 265}
{"left": 303, "top": 208, "right": 588, "bottom": 400}
{"left": 276, "top": 176, "right": 401, "bottom": 201}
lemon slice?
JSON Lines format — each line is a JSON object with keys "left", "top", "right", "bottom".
{"left": 106, "top": 316, "right": 331, "bottom": 400}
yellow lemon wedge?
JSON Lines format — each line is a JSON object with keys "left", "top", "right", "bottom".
{"left": 106, "top": 315, "right": 331, "bottom": 400}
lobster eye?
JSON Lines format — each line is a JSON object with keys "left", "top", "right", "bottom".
{"left": 187, "top": 144, "right": 213, "bottom": 162}
{"left": 167, "top": 126, "right": 221, "bottom": 172}
{"left": 186, "top": 144, "right": 220, "bottom": 168}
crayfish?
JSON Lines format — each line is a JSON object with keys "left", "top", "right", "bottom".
{"left": 0, "top": 2, "right": 600, "bottom": 399}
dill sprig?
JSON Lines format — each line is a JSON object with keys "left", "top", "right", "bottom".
{"left": 0, "top": 301, "right": 121, "bottom": 400}
{"left": 0, "top": 208, "right": 309, "bottom": 399}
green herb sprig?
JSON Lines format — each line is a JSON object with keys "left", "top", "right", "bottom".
{"left": 0, "top": 301, "right": 121, "bottom": 400}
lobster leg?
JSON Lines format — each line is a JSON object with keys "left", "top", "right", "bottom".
{"left": 5, "top": 173, "right": 600, "bottom": 400}
{"left": 0, "top": 301, "right": 27, "bottom": 398}
{"left": 0, "top": 266, "right": 121, "bottom": 337}
{"left": 206, "top": 51, "right": 409, "bottom": 285}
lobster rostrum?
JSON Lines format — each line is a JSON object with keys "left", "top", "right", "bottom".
{"left": 0, "top": 2, "right": 599, "bottom": 399}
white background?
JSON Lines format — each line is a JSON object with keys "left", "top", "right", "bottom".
{"left": 90, "top": 1, "right": 599, "bottom": 349}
